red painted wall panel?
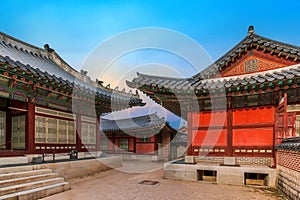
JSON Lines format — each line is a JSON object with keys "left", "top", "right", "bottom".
{"left": 233, "top": 128, "right": 273, "bottom": 146}
{"left": 136, "top": 143, "right": 155, "bottom": 154}
{"left": 192, "top": 129, "right": 227, "bottom": 146}
{"left": 129, "top": 138, "right": 134, "bottom": 151}
{"left": 107, "top": 139, "right": 114, "bottom": 150}
{"left": 233, "top": 107, "right": 274, "bottom": 125}
{"left": 192, "top": 111, "right": 227, "bottom": 128}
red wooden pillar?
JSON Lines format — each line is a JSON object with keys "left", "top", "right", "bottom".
{"left": 187, "top": 111, "right": 193, "bottom": 156}
{"left": 76, "top": 113, "right": 82, "bottom": 151}
{"left": 283, "top": 92, "right": 288, "bottom": 138}
{"left": 96, "top": 116, "right": 100, "bottom": 151}
{"left": 26, "top": 102, "right": 35, "bottom": 154}
{"left": 227, "top": 97, "right": 233, "bottom": 157}
{"left": 112, "top": 132, "right": 115, "bottom": 153}
{"left": 5, "top": 109, "right": 11, "bottom": 150}
{"left": 292, "top": 113, "right": 296, "bottom": 137}
{"left": 134, "top": 137, "right": 137, "bottom": 153}
{"left": 272, "top": 105, "right": 276, "bottom": 168}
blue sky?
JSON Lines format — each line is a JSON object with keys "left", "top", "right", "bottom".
{"left": 1, "top": 0, "right": 300, "bottom": 121}
{"left": 2, "top": 0, "right": 300, "bottom": 71}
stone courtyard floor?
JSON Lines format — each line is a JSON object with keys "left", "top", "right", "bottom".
{"left": 43, "top": 161, "right": 285, "bottom": 200}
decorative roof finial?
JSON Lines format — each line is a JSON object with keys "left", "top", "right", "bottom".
{"left": 248, "top": 25, "right": 254, "bottom": 36}
{"left": 44, "top": 44, "right": 54, "bottom": 53}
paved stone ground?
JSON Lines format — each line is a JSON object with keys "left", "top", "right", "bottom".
{"left": 43, "top": 161, "right": 285, "bottom": 200}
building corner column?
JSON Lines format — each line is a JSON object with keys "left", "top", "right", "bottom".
{"left": 27, "top": 102, "right": 35, "bottom": 154}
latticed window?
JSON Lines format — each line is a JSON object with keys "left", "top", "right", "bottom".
{"left": 81, "top": 123, "right": 96, "bottom": 144}
{"left": 35, "top": 116, "right": 47, "bottom": 143}
{"left": 58, "top": 120, "right": 67, "bottom": 143}
{"left": 11, "top": 115, "right": 26, "bottom": 149}
{"left": 119, "top": 139, "right": 128, "bottom": 150}
{"left": 0, "top": 111, "right": 6, "bottom": 149}
{"left": 35, "top": 116, "right": 76, "bottom": 144}
{"left": 139, "top": 137, "right": 150, "bottom": 142}
{"left": 100, "top": 138, "right": 109, "bottom": 150}
{"left": 68, "top": 121, "right": 76, "bottom": 144}
{"left": 47, "top": 118, "right": 57, "bottom": 143}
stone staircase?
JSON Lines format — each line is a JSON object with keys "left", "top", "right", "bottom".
{"left": 0, "top": 167, "right": 70, "bottom": 200}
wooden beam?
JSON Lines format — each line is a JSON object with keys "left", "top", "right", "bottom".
{"left": 294, "top": 56, "right": 298, "bottom": 62}
{"left": 285, "top": 54, "right": 290, "bottom": 59}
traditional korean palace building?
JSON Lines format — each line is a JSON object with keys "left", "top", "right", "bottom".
{"left": 128, "top": 26, "right": 300, "bottom": 168}
{"left": 0, "top": 32, "right": 144, "bottom": 157}
{"left": 100, "top": 113, "right": 186, "bottom": 161}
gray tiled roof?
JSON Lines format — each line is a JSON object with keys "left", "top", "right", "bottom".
{"left": 100, "top": 113, "right": 164, "bottom": 132}
{"left": 128, "top": 64, "right": 300, "bottom": 92}
{"left": 0, "top": 32, "right": 144, "bottom": 106}
{"left": 276, "top": 137, "right": 300, "bottom": 152}
{"left": 128, "top": 27, "right": 300, "bottom": 93}
{"left": 0, "top": 32, "right": 76, "bottom": 81}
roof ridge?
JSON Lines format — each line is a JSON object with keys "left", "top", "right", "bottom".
{"left": 0, "top": 31, "right": 46, "bottom": 52}
{"left": 254, "top": 33, "right": 300, "bottom": 50}
{"left": 0, "top": 31, "right": 80, "bottom": 76}
{"left": 0, "top": 32, "right": 138, "bottom": 97}
{"left": 192, "top": 35, "right": 250, "bottom": 79}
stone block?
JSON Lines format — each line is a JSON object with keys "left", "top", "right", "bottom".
{"left": 152, "top": 156, "right": 159, "bottom": 161}
{"left": 0, "top": 157, "right": 28, "bottom": 166}
{"left": 185, "top": 156, "right": 195, "bottom": 164}
{"left": 32, "top": 157, "right": 43, "bottom": 164}
{"left": 78, "top": 152, "right": 85, "bottom": 159}
{"left": 224, "top": 157, "right": 236, "bottom": 165}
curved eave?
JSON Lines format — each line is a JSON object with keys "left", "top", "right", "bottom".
{"left": 101, "top": 118, "right": 165, "bottom": 133}
{"left": 0, "top": 55, "right": 144, "bottom": 111}
{"left": 130, "top": 64, "right": 300, "bottom": 97}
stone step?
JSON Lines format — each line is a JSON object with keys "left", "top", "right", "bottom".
{"left": 0, "top": 157, "right": 28, "bottom": 167}
{"left": 0, "top": 182, "right": 70, "bottom": 200}
{"left": 0, "top": 166, "right": 34, "bottom": 175}
{"left": 0, "top": 173, "right": 58, "bottom": 188}
{"left": 0, "top": 169, "right": 52, "bottom": 181}
{"left": 0, "top": 177, "right": 64, "bottom": 196}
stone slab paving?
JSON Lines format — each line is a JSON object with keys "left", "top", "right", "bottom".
{"left": 42, "top": 161, "right": 285, "bottom": 200}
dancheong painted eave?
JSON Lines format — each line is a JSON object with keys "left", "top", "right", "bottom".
{"left": 0, "top": 32, "right": 145, "bottom": 112}
{"left": 127, "top": 64, "right": 300, "bottom": 96}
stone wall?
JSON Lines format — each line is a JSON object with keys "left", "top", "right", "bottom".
{"left": 276, "top": 137, "right": 300, "bottom": 200}
{"left": 163, "top": 161, "right": 276, "bottom": 187}
{"left": 276, "top": 164, "right": 300, "bottom": 200}
{"left": 34, "top": 156, "right": 122, "bottom": 180}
